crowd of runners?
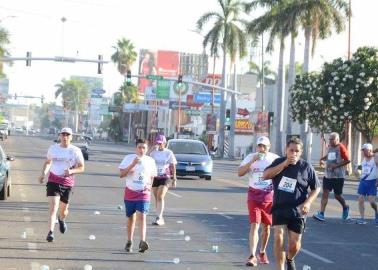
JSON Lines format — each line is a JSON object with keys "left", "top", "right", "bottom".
{"left": 38, "top": 127, "right": 378, "bottom": 270}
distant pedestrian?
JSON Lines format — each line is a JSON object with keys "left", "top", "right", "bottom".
{"left": 149, "top": 134, "right": 177, "bottom": 226}
{"left": 238, "top": 136, "right": 279, "bottom": 266}
{"left": 38, "top": 127, "right": 85, "bottom": 242}
{"left": 313, "top": 132, "right": 351, "bottom": 222}
{"left": 119, "top": 139, "right": 157, "bottom": 253}
{"left": 354, "top": 143, "right": 378, "bottom": 224}
{"left": 263, "top": 138, "right": 320, "bottom": 270}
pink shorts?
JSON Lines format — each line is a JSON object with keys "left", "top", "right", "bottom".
{"left": 247, "top": 200, "right": 273, "bottom": 225}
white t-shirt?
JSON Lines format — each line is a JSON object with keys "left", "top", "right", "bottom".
{"left": 118, "top": 154, "right": 157, "bottom": 191}
{"left": 150, "top": 148, "right": 177, "bottom": 178}
{"left": 240, "top": 152, "right": 280, "bottom": 190}
{"left": 47, "top": 144, "right": 84, "bottom": 176}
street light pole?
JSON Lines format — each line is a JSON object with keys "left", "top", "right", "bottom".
{"left": 61, "top": 17, "right": 67, "bottom": 56}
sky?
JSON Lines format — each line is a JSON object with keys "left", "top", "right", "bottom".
{"left": 1, "top": 0, "right": 377, "bottom": 104}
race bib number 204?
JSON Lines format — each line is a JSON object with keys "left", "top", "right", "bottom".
{"left": 278, "top": 176, "right": 297, "bottom": 193}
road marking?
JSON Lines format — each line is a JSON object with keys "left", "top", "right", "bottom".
{"left": 218, "top": 212, "right": 233, "bottom": 220}
{"left": 168, "top": 191, "right": 182, "bottom": 198}
{"left": 22, "top": 199, "right": 27, "bottom": 202}
{"left": 27, "top": 243, "right": 37, "bottom": 253}
{"left": 24, "top": 216, "right": 31, "bottom": 222}
{"left": 22, "top": 207, "right": 30, "bottom": 213}
{"left": 301, "top": 248, "right": 334, "bottom": 263}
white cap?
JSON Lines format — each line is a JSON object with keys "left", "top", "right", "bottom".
{"left": 361, "top": 143, "right": 373, "bottom": 151}
{"left": 256, "top": 136, "right": 270, "bottom": 146}
{"left": 60, "top": 127, "right": 73, "bottom": 135}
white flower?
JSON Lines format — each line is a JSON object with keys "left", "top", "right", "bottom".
{"left": 364, "top": 98, "right": 369, "bottom": 103}
{"left": 342, "top": 77, "right": 346, "bottom": 81}
{"left": 344, "top": 112, "right": 349, "bottom": 116}
{"left": 364, "top": 106, "right": 370, "bottom": 110}
{"left": 341, "top": 94, "right": 346, "bottom": 98}
{"left": 361, "top": 64, "right": 365, "bottom": 68}
{"left": 334, "top": 76, "right": 339, "bottom": 81}
{"left": 336, "top": 91, "right": 340, "bottom": 95}
{"left": 340, "top": 99, "right": 344, "bottom": 104}
{"left": 340, "top": 104, "right": 344, "bottom": 108}
{"left": 360, "top": 72, "right": 365, "bottom": 77}
{"left": 368, "top": 77, "right": 374, "bottom": 85}
{"left": 349, "top": 90, "right": 354, "bottom": 94}
{"left": 340, "top": 115, "right": 345, "bottom": 119}
{"left": 367, "top": 92, "right": 372, "bottom": 97}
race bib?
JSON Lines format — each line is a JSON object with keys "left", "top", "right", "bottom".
{"left": 278, "top": 176, "right": 297, "bottom": 193}
{"left": 157, "top": 165, "right": 165, "bottom": 176}
{"left": 362, "top": 167, "right": 371, "bottom": 175}
{"left": 327, "top": 152, "right": 336, "bottom": 161}
{"left": 130, "top": 172, "right": 146, "bottom": 190}
{"left": 251, "top": 172, "right": 271, "bottom": 189}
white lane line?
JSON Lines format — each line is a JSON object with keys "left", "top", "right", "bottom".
{"left": 209, "top": 224, "right": 227, "bottom": 227}
{"left": 27, "top": 243, "right": 37, "bottom": 253}
{"left": 218, "top": 212, "right": 233, "bottom": 220}
{"left": 301, "top": 248, "right": 334, "bottom": 264}
{"left": 168, "top": 191, "right": 182, "bottom": 198}
{"left": 22, "top": 207, "right": 30, "bottom": 213}
{"left": 22, "top": 199, "right": 27, "bottom": 202}
{"left": 24, "top": 217, "right": 31, "bottom": 222}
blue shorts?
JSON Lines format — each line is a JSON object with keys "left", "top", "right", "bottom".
{"left": 124, "top": 200, "right": 150, "bottom": 217}
{"left": 357, "top": 179, "right": 377, "bottom": 196}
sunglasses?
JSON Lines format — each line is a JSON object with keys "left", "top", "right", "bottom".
{"left": 61, "top": 132, "right": 71, "bottom": 136}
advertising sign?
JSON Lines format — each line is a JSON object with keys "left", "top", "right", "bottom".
{"left": 139, "top": 49, "right": 158, "bottom": 96}
{"left": 194, "top": 92, "right": 221, "bottom": 104}
{"left": 157, "top": 51, "right": 180, "bottom": 77}
{"left": 235, "top": 119, "right": 254, "bottom": 134}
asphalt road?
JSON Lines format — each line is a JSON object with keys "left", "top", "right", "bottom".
{"left": 0, "top": 135, "right": 377, "bottom": 270}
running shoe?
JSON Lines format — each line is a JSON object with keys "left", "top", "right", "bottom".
{"left": 46, "top": 231, "right": 54, "bottom": 242}
{"left": 246, "top": 255, "right": 257, "bottom": 266}
{"left": 139, "top": 240, "right": 149, "bottom": 253}
{"left": 152, "top": 217, "right": 165, "bottom": 226}
{"left": 342, "top": 206, "right": 350, "bottom": 221}
{"left": 58, "top": 218, "right": 67, "bottom": 234}
{"left": 286, "top": 257, "right": 296, "bottom": 270}
{"left": 356, "top": 218, "right": 367, "bottom": 225}
{"left": 125, "top": 240, "right": 132, "bottom": 252}
{"left": 258, "top": 252, "right": 269, "bottom": 264}
{"left": 313, "top": 211, "right": 325, "bottom": 222}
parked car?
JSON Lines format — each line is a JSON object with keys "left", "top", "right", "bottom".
{"left": 0, "top": 145, "right": 15, "bottom": 200}
{"left": 54, "top": 133, "right": 89, "bottom": 160}
{"left": 167, "top": 139, "right": 213, "bottom": 180}
{"left": 0, "top": 128, "right": 7, "bottom": 141}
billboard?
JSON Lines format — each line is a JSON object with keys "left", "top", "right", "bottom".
{"left": 139, "top": 50, "right": 180, "bottom": 100}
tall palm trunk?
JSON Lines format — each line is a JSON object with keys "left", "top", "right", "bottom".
{"left": 229, "top": 62, "right": 237, "bottom": 159}
{"left": 286, "top": 33, "right": 296, "bottom": 137}
{"left": 301, "top": 25, "right": 312, "bottom": 160}
{"left": 275, "top": 37, "right": 285, "bottom": 156}
{"left": 218, "top": 38, "right": 228, "bottom": 158}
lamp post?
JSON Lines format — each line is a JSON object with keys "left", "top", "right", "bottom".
{"left": 61, "top": 17, "right": 67, "bottom": 56}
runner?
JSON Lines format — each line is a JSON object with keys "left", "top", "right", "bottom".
{"left": 313, "top": 132, "right": 351, "bottom": 222}
{"left": 238, "top": 136, "right": 279, "bottom": 266}
{"left": 355, "top": 143, "right": 378, "bottom": 224}
{"left": 149, "top": 134, "right": 177, "bottom": 226}
{"left": 119, "top": 138, "right": 157, "bottom": 253}
{"left": 38, "top": 127, "right": 85, "bottom": 242}
{"left": 263, "top": 137, "right": 320, "bottom": 270}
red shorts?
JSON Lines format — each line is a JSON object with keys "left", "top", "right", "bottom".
{"left": 247, "top": 200, "right": 273, "bottom": 225}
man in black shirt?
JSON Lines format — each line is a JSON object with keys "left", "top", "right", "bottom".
{"left": 263, "top": 138, "right": 320, "bottom": 270}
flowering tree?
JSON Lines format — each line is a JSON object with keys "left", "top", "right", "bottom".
{"left": 290, "top": 46, "right": 378, "bottom": 142}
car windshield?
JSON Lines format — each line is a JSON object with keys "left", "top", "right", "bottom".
{"left": 168, "top": 141, "right": 207, "bottom": 155}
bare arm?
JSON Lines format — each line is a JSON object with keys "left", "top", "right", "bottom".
{"left": 238, "top": 155, "right": 258, "bottom": 177}
{"left": 119, "top": 157, "right": 139, "bottom": 178}
{"left": 66, "top": 161, "right": 84, "bottom": 175}
{"left": 263, "top": 159, "right": 290, "bottom": 180}
{"left": 38, "top": 159, "right": 52, "bottom": 183}
{"left": 300, "top": 187, "right": 321, "bottom": 215}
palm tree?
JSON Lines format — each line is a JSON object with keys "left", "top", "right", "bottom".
{"left": 247, "top": 0, "right": 294, "bottom": 155}
{"left": 55, "top": 78, "right": 89, "bottom": 132}
{"left": 296, "top": 0, "right": 349, "bottom": 160}
{"left": 248, "top": 60, "right": 277, "bottom": 84}
{"left": 111, "top": 38, "right": 138, "bottom": 141}
{"left": 0, "top": 26, "right": 11, "bottom": 78}
{"left": 196, "top": 0, "right": 246, "bottom": 158}
{"left": 111, "top": 38, "right": 137, "bottom": 75}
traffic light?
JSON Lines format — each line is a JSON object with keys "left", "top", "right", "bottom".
{"left": 126, "top": 70, "right": 132, "bottom": 86}
{"left": 26, "top": 51, "right": 32, "bottom": 66}
{"left": 225, "top": 109, "right": 231, "bottom": 130}
{"left": 97, "top": 54, "right": 103, "bottom": 74}
{"left": 41, "top": 95, "right": 44, "bottom": 104}
{"left": 178, "top": 74, "right": 183, "bottom": 84}
{"left": 14, "top": 93, "right": 17, "bottom": 100}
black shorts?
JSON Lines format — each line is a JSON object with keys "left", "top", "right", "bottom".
{"left": 46, "top": 182, "right": 73, "bottom": 204}
{"left": 152, "top": 177, "right": 171, "bottom": 187}
{"left": 323, "top": 177, "right": 344, "bottom": 195}
{"left": 272, "top": 207, "right": 306, "bottom": 234}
